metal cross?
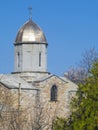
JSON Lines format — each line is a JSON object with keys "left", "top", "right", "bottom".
{"left": 28, "top": 7, "right": 32, "bottom": 20}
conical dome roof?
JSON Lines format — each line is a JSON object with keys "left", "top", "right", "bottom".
{"left": 15, "top": 19, "right": 47, "bottom": 44}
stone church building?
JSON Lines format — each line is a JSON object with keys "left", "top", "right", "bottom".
{"left": 0, "top": 16, "right": 77, "bottom": 129}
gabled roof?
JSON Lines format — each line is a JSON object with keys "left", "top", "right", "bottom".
{"left": 33, "top": 74, "right": 68, "bottom": 83}
{"left": 0, "top": 74, "right": 38, "bottom": 90}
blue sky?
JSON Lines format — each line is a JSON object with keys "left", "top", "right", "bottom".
{"left": 0, "top": 0, "right": 98, "bottom": 76}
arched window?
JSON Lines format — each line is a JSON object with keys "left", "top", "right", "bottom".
{"left": 51, "top": 85, "right": 58, "bottom": 101}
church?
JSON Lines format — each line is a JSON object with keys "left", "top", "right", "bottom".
{"left": 0, "top": 14, "right": 77, "bottom": 130}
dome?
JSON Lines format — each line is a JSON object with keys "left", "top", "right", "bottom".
{"left": 15, "top": 19, "right": 47, "bottom": 44}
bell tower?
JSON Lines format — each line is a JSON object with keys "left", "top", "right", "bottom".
{"left": 14, "top": 17, "right": 48, "bottom": 78}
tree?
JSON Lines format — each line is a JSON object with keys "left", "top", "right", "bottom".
{"left": 53, "top": 61, "right": 98, "bottom": 130}
{"left": 65, "top": 48, "right": 98, "bottom": 84}
{"left": 0, "top": 84, "right": 54, "bottom": 130}
{"left": 30, "top": 101, "right": 53, "bottom": 130}
{"left": 79, "top": 48, "right": 98, "bottom": 73}
{"left": 52, "top": 117, "right": 68, "bottom": 130}
{"left": 64, "top": 67, "right": 87, "bottom": 84}
{"left": 0, "top": 84, "right": 13, "bottom": 130}
{"left": 0, "top": 84, "right": 29, "bottom": 130}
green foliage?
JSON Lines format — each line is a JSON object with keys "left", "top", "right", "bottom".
{"left": 52, "top": 117, "right": 68, "bottom": 130}
{"left": 53, "top": 61, "right": 98, "bottom": 130}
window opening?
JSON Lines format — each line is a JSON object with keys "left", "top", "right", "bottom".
{"left": 39, "top": 52, "right": 41, "bottom": 67}
{"left": 17, "top": 52, "right": 20, "bottom": 68}
{"left": 51, "top": 85, "right": 58, "bottom": 101}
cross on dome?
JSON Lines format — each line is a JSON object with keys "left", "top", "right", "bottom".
{"left": 28, "top": 7, "right": 32, "bottom": 20}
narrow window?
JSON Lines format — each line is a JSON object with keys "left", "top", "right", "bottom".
{"left": 39, "top": 52, "right": 41, "bottom": 67}
{"left": 51, "top": 85, "right": 58, "bottom": 101}
{"left": 17, "top": 52, "right": 20, "bottom": 67}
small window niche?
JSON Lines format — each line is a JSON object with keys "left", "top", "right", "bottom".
{"left": 39, "top": 52, "right": 41, "bottom": 67}
{"left": 17, "top": 52, "right": 20, "bottom": 68}
{"left": 50, "top": 85, "right": 58, "bottom": 101}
